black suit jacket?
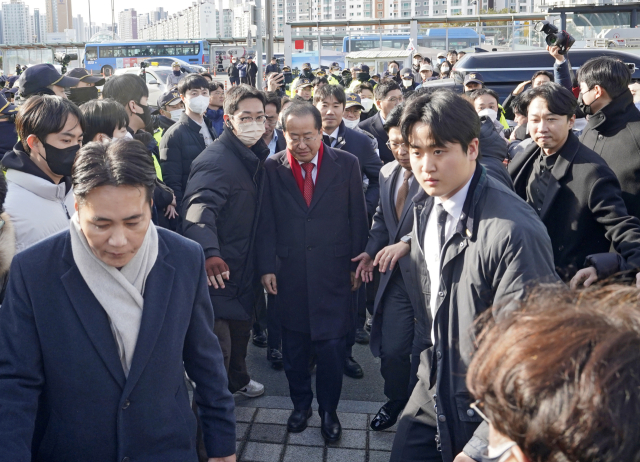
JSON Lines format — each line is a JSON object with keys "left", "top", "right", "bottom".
{"left": 364, "top": 161, "right": 421, "bottom": 357}
{"left": 509, "top": 131, "right": 640, "bottom": 280}
{"left": 274, "top": 129, "right": 287, "bottom": 153}
{"left": 333, "top": 121, "right": 383, "bottom": 218}
{"left": 359, "top": 113, "right": 393, "bottom": 164}
{"left": 0, "top": 229, "right": 236, "bottom": 461}
{"left": 257, "top": 145, "right": 369, "bottom": 341}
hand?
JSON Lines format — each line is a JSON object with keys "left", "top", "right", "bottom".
{"left": 453, "top": 453, "right": 475, "bottom": 462}
{"left": 205, "top": 256, "right": 230, "bottom": 289}
{"left": 569, "top": 266, "right": 598, "bottom": 290}
{"left": 164, "top": 204, "right": 178, "bottom": 219}
{"left": 351, "top": 271, "right": 362, "bottom": 292}
{"left": 261, "top": 273, "right": 278, "bottom": 295}
{"left": 512, "top": 80, "right": 531, "bottom": 95}
{"left": 267, "top": 74, "right": 284, "bottom": 92}
{"left": 373, "top": 242, "right": 410, "bottom": 273}
{"left": 351, "top": 252, "right": 374, "bottom": 283}
{"left": 208, "top": 455, "right": 236, "bottom": 462}
{"left": 547, "top": 45, "right": 566, "bottom": 63}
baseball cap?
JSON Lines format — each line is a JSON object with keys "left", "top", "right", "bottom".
{"left": 331, "top": 62, "right": 341, "bottom": 70}
{"left": 353, "top": 65, "right": 362, "bottom": 71}
{"left": 157, "top": 87, "right": 182, "bottom": 110}
{"left": 0, "top": 92, "right": 17, "bottom": 115}
{"left": 66, "top": 67, "right": 106, "bottom": 86}
{"left": 419, "top": 63, "right": 433, "bottom": 72}
{"left": 302, "top": 62, "right": 311, "bottom": 69}
{"left": 295, "top": 77, "right": 313, "bottom": 90}
{"left": 7, "top": 75, "right": 19, "bottom": 88}
{"left": 361, "top": 64, "right": 370, "bottom": 73}
{"left": 413, "top": 53, "right": 423, "bottom": 59}
{"left": 372, "top": 73, "right": 380, "bottom": 79}
{"left": 18, "top": 64, "right": 80, "bottom": 97}
{"left": 463, "top": 72, "right": 484, "bottom": 86}
{"left": 283, "top": 65, "right": 291, "bottom": 71}
{"left": 248, "top": 56, "right": 254, "bottom": 60}
{"left": 345, "top": 93, "right": 364, "bottom": 110}
{"left": 315, "top": 68, "right": 326, "bottom": 76}
{"left": 172, "top": 61, "right": 181, "bottom": 67}
{"left": 271, "top": 55, "right": 277, "bottom": 60}
{"left": 437, "top": 51, "right": 446, "bottom": 58}
{"left": 400, "top": 68, "right": 414, "bottom": 79}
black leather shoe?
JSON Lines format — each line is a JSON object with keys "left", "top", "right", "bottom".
{"left": 287, "top": 408, "right": 312, "bottom": 433}
{"left": 355, "top": 327, "right": 370, "bottom": 345}
{"left": 252, "top": 331, "right": 268, "bottom": 348}
{"left": 370, "top": 399, "right": 407, "bottom": 431}
{"left": 319, "top": 410, "right": 342, "bottom": 442}
{"left": 344, "top": 356, "right": 364, "bottom": 379}
{"left": 267, "top": 348, "right": 283, "bottom": 370}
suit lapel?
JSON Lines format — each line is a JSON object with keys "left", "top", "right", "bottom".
{"left": 276, "top": 154, "right": 309, "bottom": 212}
{"left": 123, "top": 238, "right": 175, "bottom": 397}
{"left": 394, "top": 177, "right": 420, "bottom": 241}
{"left": 309, "top": 146, "right": 340, "bottom": 212}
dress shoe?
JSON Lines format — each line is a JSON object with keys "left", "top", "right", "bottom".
{"left": 344, "top": 356, "right": 364, "bottom": 379}
{"left": 319, "top": 410, "right": 342, "bottom": 442}
{"left": 267, "top": 348, "right": 283, "bottom": 370}
{"left": 287, "top": 408, "right": 312, "bottom": 433}
{"left": 252, "top": 330, "right": 268, "bottom": 348}
{"left": 355, "top": 327, "right": 370, "bottom": 345}
{"left": 370, "top": 399, "right": 407, "bottom": 431}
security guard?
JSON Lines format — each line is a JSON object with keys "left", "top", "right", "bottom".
{"left": 317, "top": 67, "right": 341, "bottom": 86}
{"left": 65, "top": 68, "right": 105, "bottom": 106}
{"left": 330, "top": 62, "right": 344, "bottom": 86}
{"left": 291, "top": 77, "right": 314, "bottom": 102}
{"left": 463, "top": 72, "right": 509, "bottom": 129}
{"left": 16, "top": 63, "right": 80, "bottom": 99}
{"left": 153, "top": 87, "right": 185, "bottom": 143}
{"left": 290, "top": 62, "right": 315, "bottom": 95}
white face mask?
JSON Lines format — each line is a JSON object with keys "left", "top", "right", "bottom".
{"left": 123, "top": 131, "right": 134, "bottom": 140}
{"left": 478, "top": 108, "right": 498, "bottom": 123}
{"left": 441, "top": 66, "right": 450, "bottom": 73}
{"left": 185, "top": 95, "right": 209, "bottom": 115}
{"left": 402, "top": 79, "right": 413, "bottom": 88}
{"left": 361, "top": 98, "right": 374, "bottom": 112}
{"left": 234, "top": 120, "right": 266, "bottom": 147}
{"left": 170, "top": 109, "right": 184, "bottom": 122}
{"left": 343, "top": 118, "right": 359, "bottom": 129}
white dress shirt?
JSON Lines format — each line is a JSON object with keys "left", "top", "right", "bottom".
{"left": 267, "top": 130, "right": 279, "bottom": 158}
{"left": 379, "top": 112, "right": 386, "bottom": 125}
{"left": 322, "top": 126, "right": 340, "bottom": 147}
{"left": 423, "top": 176, "right": 473, "bottom": 342}
{"left": 393, "top": 167, "right": 414, "bottom": 205}
{"left": 297, "top": 152, "right": 319, "bottom": 184}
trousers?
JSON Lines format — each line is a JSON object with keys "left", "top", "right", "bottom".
{"left": 213, "top": 318, "right": 252, "bottom": 393}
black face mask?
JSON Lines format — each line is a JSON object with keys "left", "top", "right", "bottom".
{"left": 302, "top": 69, "right": 313, "bottom": 77}
{"left": 357, "top": 72, "right": 370, "bottom": 82}
{"left": 173, "top": 70, "right": 181, "bottom": 76}
{"left": 134, "top": 103, "right": 152, "bottom": 128}
{"left": 39, "top": 142, "right": 80, "bottom": 176}
{"left": 67, "top": 86, "right": 99, "bottom": 106}
{"left": 577, "top": 92, "right": 593, "bottom": 116}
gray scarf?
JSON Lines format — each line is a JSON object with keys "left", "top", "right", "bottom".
{"left": 70, "top": 212, "right": 158, "bottom": 377}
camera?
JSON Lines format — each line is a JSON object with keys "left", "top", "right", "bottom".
{"left": 140, "top": 61, "right": 149, "bottom": 69}
{"left": 535, "top": 21, "right": 575, "bottom": 55}
{"left": 54, "top": 52, "right": 78, "bottom": 74}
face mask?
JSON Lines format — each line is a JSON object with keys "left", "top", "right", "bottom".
{"left": 67, "top": 86, "right": 99, "bottom": 106}
{"left": 170, "top": 109, "right": 184, "bottom": 121}
{"left": 389, "top": 67, "right": 398, "bottom": 74}
{"left": 133, "top": 103, "right": 151, "bottom": 127}
{"left": 173, "top": 70, "right": 181, "bottom": 76}
{"left": 234, "top": 120, "right": 265, "bottom": 147}
{"left": 39, "top": 142, "right": 80, "bottom": 176}
{"left": 361, "top": 98, "right": 374, "bottom": 112}
{"left": 343, "top": 118, "right": 359, "bottom": 129}
{"left": 441, "top": 66, "right": 450, "bottom": 73}
{"left": 402, "top": 79, "right": 413, "bottom": 88}
{"left": 123, "top": 131, "right": 134, "bottom": 140}
{"left": 438, "top": 57, "right": 445, "bottom": 64}
{"left": 185, "top": 95, "right": 209, "bottom": 114}
{"left": 357, "top": 72, "right": 370, "bottom": 82}
{"left": 478, "top": 108, "right": 498, "bottom": 122}
{"left": 577, "top": 92, "right": 594, "bottom": 116}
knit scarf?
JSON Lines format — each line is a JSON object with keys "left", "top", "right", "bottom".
{"left": 69, "top": 212, "right": 158, "bottom": 377}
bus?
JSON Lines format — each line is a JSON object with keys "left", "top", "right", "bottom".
{"left": 85, "top": 40, "right": 208, "bottom": 76}
{"left": 343, "top": 28, "right": 483, "bottom": 52}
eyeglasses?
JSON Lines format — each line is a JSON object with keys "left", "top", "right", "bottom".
{"left": 386, "top": 140, "right": 408, "bottom": 150}
{"left": 287, "top": 136, "right": 318, "bottom": 147}
{"left": 234, "top": 115, "right": 267, "bottom": 124}
{"left": 384, "top": 96, "right": 404, "bottom": 103}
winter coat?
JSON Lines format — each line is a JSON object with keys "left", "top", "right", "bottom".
{"left": 477, "top": 116, "right": 513, "bottom": 190}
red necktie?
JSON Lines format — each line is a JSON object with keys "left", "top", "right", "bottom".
{"left": 302, "top": 162, "right": 315, "bottom": 207}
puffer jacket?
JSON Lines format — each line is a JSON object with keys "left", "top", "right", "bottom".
{"left": 2, "top": 144, "right": 74, "bottom": 254}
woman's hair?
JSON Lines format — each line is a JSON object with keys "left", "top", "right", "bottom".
{"left": 80, "top": 98, "right": 129, "bottom": 142}
{"left": 467, "top": 284, "right": 640, "bottom": 462}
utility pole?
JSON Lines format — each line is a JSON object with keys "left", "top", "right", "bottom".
{"left": 88, "top": 0, "right": 92, "bottom": 40}
{"left": 265, "top": 0, "right": 273, "bottom": 64}
{"left": 255, "top": 0, "right": 263, "bottom": 88}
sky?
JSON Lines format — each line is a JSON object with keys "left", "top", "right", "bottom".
{"left": 27, "top": 0, "right": 180, "bottom": 28}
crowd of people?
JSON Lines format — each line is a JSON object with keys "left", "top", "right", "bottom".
{"left": 0, "top": 45, "right": 639, "bottom": 462}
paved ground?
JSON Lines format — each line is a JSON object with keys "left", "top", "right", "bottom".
{"left": 231, "top": 337, "right": 396, "bottom": 462}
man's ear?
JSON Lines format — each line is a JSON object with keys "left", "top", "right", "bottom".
{"left": 26, "top": 134, "right": 41, "bottom": 152}
{"left": 375, "top": 99, "right": 383, "bottom": 110}
{"left": 467, "top": 138, "right": 480, "bottom": 161}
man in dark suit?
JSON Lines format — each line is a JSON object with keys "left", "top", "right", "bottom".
{"left": 313, "top": 84, "right": 383, "bottom": 377}
{"left": 0, "top": 141, "right": 236, "bottom": 461}
{"left": 352, "top": 103, "right": 424, "bottom": 432}
{"left": 257, "top": 103, "right": 369, "bottom": 443}
{"left": 358, "top": 79, "right": 404, "bottom": 164}
{"left": 509, "top": 83, "right": 640, "bottom": 281}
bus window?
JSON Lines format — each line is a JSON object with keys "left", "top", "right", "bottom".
{"left": 86, "top": 46, "right": 98, "bottom": 61}
{"left": 113, "top": 47, "right": 126, "bottom": 58}
{"left": 100, "top": 47, "right": 113, "bottom": 58}
{"left": 159, "top": 45, "right": 176, "bottom": 56}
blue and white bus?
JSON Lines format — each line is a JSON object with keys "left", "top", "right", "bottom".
{"left": 85, "top": 40, "right": 208, "bottom": 75}
{"left": 343, "top": 28, "right": 482, "bottom": 52}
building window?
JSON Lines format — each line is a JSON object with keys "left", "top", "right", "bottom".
{"left": 365, "top": 10, "right": 371, "bottom": 15}
{"left": 378, "top": 11, "right": 383, "bottom": 15}
{"left": 467, "top": 8, "right": 473, "bottom": 13}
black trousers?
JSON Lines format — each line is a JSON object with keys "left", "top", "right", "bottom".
{"left": 390, "top": 416, "right": 442, "bottom": 462}
{"left": 346, "top": 288, "right": 360, "bottom": 357}
{"left": 379, "top": 271, "right": 415, "bottom": 401}
{"left": 282, "top": 327, "right": 346, "bottom": 412}
{"left": 266, "top": 293, "right": 282, "bottom": 350}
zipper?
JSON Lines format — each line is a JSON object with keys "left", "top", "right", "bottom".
{"left": 62, "top": 201, "right": 70, "bottom": 219}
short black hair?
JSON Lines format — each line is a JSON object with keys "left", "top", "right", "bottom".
{"left": 468, "top": 88, "right": 500, "bottom": 105}
{"left": 102, "top": 74, "right": 149, "bottom": 108}
{"left": 313, "top": 77, "right": 329, "bottom": 87}
{"left": 354, "top": 82, "right": 374, "bottom": 94}
{"left": 374, "top": 79, "right": 402, "bottom": 101}
{"left": 280, "top": 102, "right": 322, "bottom": 132}
{"left": 16, "top": 95, "right": 85, "bottom": 153}
{"left": 389, "top": 60, "right": 400, "bottom": 67}
{"left": 223, "top": 84, "right": 266, "bottom": 116}
{"left": 519, "top": 82, "right": 577, "bottom": 119}
{"left": 178, "top": 74, "right": 210, "bottom": 96}
{"left": 511, "top": 92, "right": 529, "bottom": 117}
{"left": 200, "top": 72, "right": 213, "bottom": 81}
{"left": 447, "top": 50, "right": 458, "bottom": 55}
{"left": 263, "top": 91, "right": 282, "bottom": 113}
{"left": 73, "top": 139, "right": 156, "bottom": 204}
{"left": 383, "top": 103, "right": 405, "bottom": 133}
{"left": 209, "top": 81, "right": 224, "bottom": 92}
{"left": 400, "top": 90, "right": 480, "bottom": 154}
{"left": 578, "top": 56, "right": 632, "bottom": 99}
{"left": 80, "top": 98, "right": 129, "bottom": 143}
{"left": 313, "top": 84, "right": 346, "bottom": 106}
{"left": 531, "top": 70, "right": 553, "bottom": 83}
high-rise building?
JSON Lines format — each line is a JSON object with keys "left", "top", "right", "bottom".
{"left": 2, "top": 0, "right": 30, "bottom": 45}
{"left": 151, "top": 7, "right": 169, "bottom": 22}
{"left": 46, "top": 0, "right": 73, "bottom": 33}
{"left": 32, "top": 8, "right": 46, "bottom": 42}
{"left": 141, "top": 0, "right": 221, "bottom": 40}
{"left": 72, "top": 14, "right": 84, "bottom": 41}
{"left": 0, "top": 12, "right": 4, "bottom": 44}
{"left": 118, "top": 8, "right": 138, "bottom": 40}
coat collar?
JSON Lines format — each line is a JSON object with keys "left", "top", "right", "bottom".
{"left": 61, "top": 229, "right": 175, "bottom": 392}
{"left": 587, "top": 90, "right": 638, "bottom": 132}
{"left": 218, "top": 128, "right": 269, "bottom": 178}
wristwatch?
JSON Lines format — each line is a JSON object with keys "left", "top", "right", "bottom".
{"left": 400, "top": 234, "right": 411, "bottom": 246}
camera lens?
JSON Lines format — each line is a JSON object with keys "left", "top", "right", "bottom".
{"left": 546, "top": 35, "right": 557, "bottom": 46}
